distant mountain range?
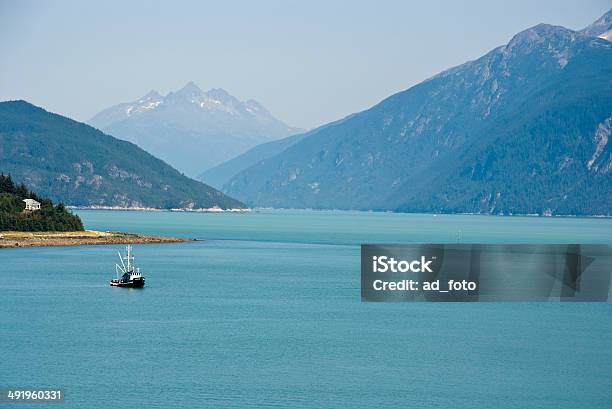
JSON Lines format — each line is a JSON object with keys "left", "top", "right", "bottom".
{"left": 223, "top": 9, "right": 612, "bottom": 216}
{"left": 580, "top": 7, "right": 612, "bottom": 40}
{"left": 0, "top": 101, "right": 244, "bottom": 209}
{"left": 197, "top": 133, "right": 308, "bottom": 189}
{"left": 197, "top": 115, "right": 357, "bottom": 188}
{"left": 88, "top": 82, "right": 302, "bottom": 177}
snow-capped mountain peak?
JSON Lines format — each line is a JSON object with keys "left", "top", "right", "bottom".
{"left": 91, "top": 82, "right": 286, "bottom": 126}
{"left": 580, "top": 8, "right": 612, "bottom": 41}
{"left": 176, "top": 81, "right": 202, "bottom": 95}
{"left": 125, "top": 90, "right": 164, "bottom": 116}
{"left": 87, "top": 82, "right": 304, "bottom": 176}
{"left": 163, "top": 83, "right": 250, "bottom": 114}
{"left": 140, "top": 89, "right": 162, "bottom": 100}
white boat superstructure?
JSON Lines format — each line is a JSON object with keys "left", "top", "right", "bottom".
{"left": 111, "top": 245, "right": 145, "bottom": 287}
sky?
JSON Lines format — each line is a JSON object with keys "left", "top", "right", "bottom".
{"left": 0, "top": 0, "right": 609, "bottom": 129}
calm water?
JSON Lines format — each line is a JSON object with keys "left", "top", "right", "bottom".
{"left": 1, "top": 210, "right": 611, "bottom": 408}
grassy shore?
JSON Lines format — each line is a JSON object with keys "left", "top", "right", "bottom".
{"left": 0, "top": 230, "right": 192, "bottom": 248}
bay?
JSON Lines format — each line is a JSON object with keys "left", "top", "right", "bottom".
{"left": 1, "top": 210, "right": 611, "bottom": 408}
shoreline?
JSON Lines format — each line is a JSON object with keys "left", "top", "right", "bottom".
{"left": 67, "top": 206, "right": 250, "bottom": 213}
{"left": 0, "top": 230, "right": 193, "bottom": 248}
{"left": 69, "top": 206, "right": 611, "bottom": 219}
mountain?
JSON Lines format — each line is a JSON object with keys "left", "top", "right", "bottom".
{"left": 0, "top": 100, "right": 244, "bottom": 209}
{"left": 196, "top": 115, "right": 356, "bottom": 188}
{"left": 197, "top": 133, "right": 308, "bottom": 189}
{"left": 224, "top": 11, "right": 612, "bottom": 216}
{"left": 88, "top": 82, "right": 302, "bottom": 177}
{"left": 580, "top": 8, "right": 612, "bottom": 41}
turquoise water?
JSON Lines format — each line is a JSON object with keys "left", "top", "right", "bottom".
{"left": 1, "top": 210, "right": 611, "bottom": 408}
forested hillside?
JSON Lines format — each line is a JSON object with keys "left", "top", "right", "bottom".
{"left": 0, "top": 101, "right": 245, "bottom": 209}
{"left": 225, "top": 17, "right": 612, "bottom": 216}
{"left": 0, "top": 174, "right": 84, "bottom": 231}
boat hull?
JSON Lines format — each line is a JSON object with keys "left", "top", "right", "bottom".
{"left": 110, "top": 277, "right": 145, "bottom": 288}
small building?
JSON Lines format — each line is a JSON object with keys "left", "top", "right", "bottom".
{"left": 23, "top": 198, "right": 41, "bottom": 211}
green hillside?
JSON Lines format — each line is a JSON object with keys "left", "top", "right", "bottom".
{"left": 0, "top": 174, "right": 83, "bottom": 231}
{"left": 225, "top": 22, "right": 612, "bottom": 216}
{"left": 0, "top": 101, "right": 245, "bottom": 209}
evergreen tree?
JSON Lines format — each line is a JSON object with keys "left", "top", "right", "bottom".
{"left": 0, "top": 174, "right": 84, "bottom": 231}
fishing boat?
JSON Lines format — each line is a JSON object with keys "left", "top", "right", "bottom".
{"left": 110, "top": 245, "right": 145, "bottom": 288}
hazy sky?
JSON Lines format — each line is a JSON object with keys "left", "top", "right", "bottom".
{"left": 0, "top": 0, "right": 609, "bottom": 129}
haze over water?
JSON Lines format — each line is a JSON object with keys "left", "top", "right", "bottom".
{"left": 1, "top": 210, "right": 611, "bottom": 408}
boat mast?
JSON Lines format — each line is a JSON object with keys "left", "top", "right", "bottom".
{"left": 126, "top": 245, "right": 131, "bottom": 272}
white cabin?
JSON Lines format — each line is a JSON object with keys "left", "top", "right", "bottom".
{"left": 23, "top": 198, "right": 41, "bottom": 211}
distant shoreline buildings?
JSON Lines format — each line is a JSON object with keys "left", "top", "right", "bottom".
{"left": 23, "top": 198, "right": 41, "bottom": 211}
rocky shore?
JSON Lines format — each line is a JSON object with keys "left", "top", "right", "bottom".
{"left": 0, "top": 230, "right": 192, "bottom": 248}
